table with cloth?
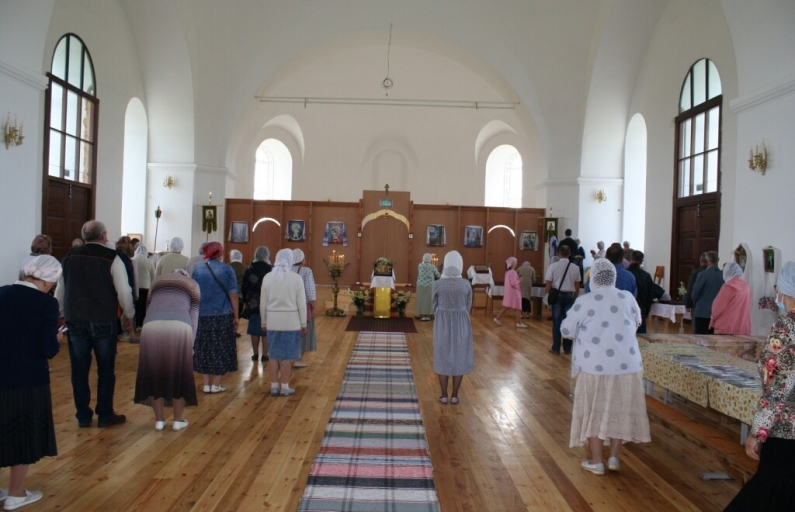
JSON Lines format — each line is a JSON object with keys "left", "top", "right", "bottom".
{"left": 486, "top": 285, "right": 545, "bottom": 318}
{"left": 467, "top": 266, "right": 494, "bottom": 312}
{"left": 649, "top": 301, "right": 689, "bottom": 333}
{"left": 370, "top": 272, "right": 395, "bottom": 318}
{"left": 639, "top": 340, "right": 762, "bottom": 443}
{"left": 639, "top": 333, "right": 766, "bottom": 362}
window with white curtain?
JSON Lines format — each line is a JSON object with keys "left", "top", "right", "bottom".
{"left": 484, "top": 145, "right": 522, "bottom": 207}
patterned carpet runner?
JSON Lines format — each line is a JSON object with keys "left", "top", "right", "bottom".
{"left": 297, "top": 331, "right": 440, "bottom": 511}
{"left": 345, "top": 316, "right": 418, "bottom": 333}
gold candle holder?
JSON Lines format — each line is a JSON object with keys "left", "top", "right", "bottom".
{"left": 325, "top": 250, "right": 350, "bottom": 317}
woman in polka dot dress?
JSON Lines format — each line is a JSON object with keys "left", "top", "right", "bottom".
{"left": 561, "top": 258, "right": 650, "bottom": 476}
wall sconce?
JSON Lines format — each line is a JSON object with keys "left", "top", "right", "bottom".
{"left": 163, "top": 175, "right": 177, "bottom": 189}
{"left": 594, "top": 189, "right": 607, "bottom": 203}
{"left": 748, "top": 142, "right": 767, "bottom": 175}
{"left": 3, "top": 113, "right": 24, "bottom": 149}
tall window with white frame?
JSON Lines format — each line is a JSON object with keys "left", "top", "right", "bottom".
{"left": 254, "top": 138, "right": 293, "bottom": 200}
{"left": 484, "top": 144, "right": 523, "bottom": 208}
{"left": 43, "top": 33, "right": 99, "bottom": 257}
{"left": 670, "top": 58, "right": 722, "bottom": 295}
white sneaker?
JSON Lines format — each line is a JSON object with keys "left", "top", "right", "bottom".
{"left": 202, "top": 385, "right": 211, "bottom": 393}
{"left": 0, "top": 489, "right": 7, "bottom": 500}
{"left": 4, "top": 490, "right": 43, "bottom": 510}
{"left": 516, "top": 323, "right": 528, "bottom": 328}
{"left": 581, "top": 460, "right": 605, "bottom": 475}
{"left": 155, "top": 421, "right": 165, "bottom": 431}
{"left": 280, "top": 386, "right": 295, "bottom": 396}
{"left": 173, "top": 420, "right": 189, "bottom": 431}
{"left": 493, "top": 318, "right": 502, "bottom": 326}
{"left": 608, "top": 456, "right": 620, "bottom": 471}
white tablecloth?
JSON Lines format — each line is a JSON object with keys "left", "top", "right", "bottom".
{"left": 650, "top": 303, "right": 687, "bottom": 323}
{"left": 370, "top": 272, "right": 396, "bottom": 289}
{"left": 467, "top": 266, "right": 495, "bottom": 287}
{"left": 487, "top": 285, "right": 545, "bottom": 298}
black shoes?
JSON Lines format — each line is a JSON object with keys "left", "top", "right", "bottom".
{"left": 78, "top": 419, "right": 92, "bottom": 428}
{"left": 98, "top": 414, "right": 126, "bottom": 428}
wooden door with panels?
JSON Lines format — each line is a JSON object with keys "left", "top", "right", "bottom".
{"left": 672, "top": 199, "right": 719, "bottom": 295}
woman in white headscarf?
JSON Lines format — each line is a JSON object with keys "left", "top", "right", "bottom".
{"left": 0, "top": 255, "right": 62, "bottom": 510}
{"left": 228, "top": 249, "right": 246, "bottom": 330}
{"left": 155, "top": 236, "right": 190, "bottom": 276}
{"left": 561, "top": 258, "right": 650, "bottom": 476}
{"left": 727, "top": 261, "right": 795, "bottom": 511}
{"left": 291, "top": 248, "right": 316, "bottom": 368}
{"left": 432, "top": 251, "right": 474, "bottom": 404}
{"left": 416, "top": 253, "right": 440, "bottom": 321}
{"left": 709, "top": 261, "right": 752, "bottom": 335}
{"left": 132, "top": 244, "right": 155, "bottom": 331}
{"left": 260, "top": 248, "right": 306, "bottom": 396}
{"left": 494, "top": 256, "right": 527, "bottom": 328}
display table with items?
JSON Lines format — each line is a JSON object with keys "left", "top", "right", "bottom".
{"left": 638, "top": 333, "right": 766, "bottom": 362}
{"left": 371, "top": 258, "right": 395, "bottom": 318}
{"left": 649, "top": 301, "right": 689, "bottom": 333}
{"left": 639, "top": 341, "right": 762, "bottom": 443}
{"left": 467, "top": 265, "right": 493, "bottom": 312}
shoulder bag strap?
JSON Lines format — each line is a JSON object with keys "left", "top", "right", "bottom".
{"left": 205, "top": 262, "right": 233, "bottom": 310}
{"left": 557, "top": 262, "right": 571, "bottom": 291}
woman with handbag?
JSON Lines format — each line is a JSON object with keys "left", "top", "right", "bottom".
{"left": 190, "top": 241, "right": 239, "bottom": 393}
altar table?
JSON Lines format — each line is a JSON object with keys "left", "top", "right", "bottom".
{"left": 649, "top": 301, "right": 689, "bottom": 334}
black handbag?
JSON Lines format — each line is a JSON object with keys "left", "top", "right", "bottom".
{"left": 547, "top": 262, "right": 571, "bottom": 305}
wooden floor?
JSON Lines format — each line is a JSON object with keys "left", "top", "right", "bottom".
{"left": 6, "top": 290, "right": 751, "bottom": 511}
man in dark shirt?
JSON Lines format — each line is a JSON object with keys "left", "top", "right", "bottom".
{"left": 558, "top": 229, "right": 579, "bottom": 264}
{"left": 692, "top": 251, "right": 724, "bottom": 335}
{"left": 627, "top": 251, "right": 665, "bottom": 334}
{"left": 686, "top": 253, "right": 708, "bottom": 309}
{"left": 56, "top": 220, "right": 134, "bottom": 428}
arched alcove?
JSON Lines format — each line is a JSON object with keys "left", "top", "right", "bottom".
{"left": 623, "top": 113, "right": 647, "bottom": 250}
{"left": 122, "top": 98, "right": 148, "bottom": 237}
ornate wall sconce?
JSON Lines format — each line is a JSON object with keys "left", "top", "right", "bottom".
{"left": 163, "top": 175, "right": 177, "bottom": 188}
{"left": 748, "top": 142, "right": 767, "bottom": 175}
{"left": 594, "top": 189, "right": 607, "bottom": 203}
{"left": 3, "top": 113, "right": 24, "bottom": 149}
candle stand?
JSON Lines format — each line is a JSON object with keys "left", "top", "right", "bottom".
{"left": 325, "top": 252, "right": 349, "bottom": 317}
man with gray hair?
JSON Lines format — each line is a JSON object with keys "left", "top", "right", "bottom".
{"left": 155, "top": 236, "right": 190, "bottom": 276}
{"left": 691, "top": 251, "right": 724, "bottom": 335}
{"left": 55, "top": 220, "right": 134, "bottom": 428}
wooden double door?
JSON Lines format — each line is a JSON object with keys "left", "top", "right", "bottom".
{"left": 44, "top": 178, "right": 93, "bottom": 259}
{"left": 671, "top": 196, "right": 719, "bottom": 294}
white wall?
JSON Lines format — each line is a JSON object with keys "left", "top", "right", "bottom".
{"left": 122, "top": 98, "right": 148, "bottom": 237}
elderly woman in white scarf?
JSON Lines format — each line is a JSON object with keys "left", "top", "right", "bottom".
{"left": 561, "top": 258, "right": 650, "bottom": 475}
{"left": 260, "top": 248, "right": 306, "bottom": 396}
{"left": 291, "top": 248, "right": 316, "bottom": 368}
{"left": 416, "top": 253, "right": 440, "bottom": 321}
{"left": 0, "top": 255, "right": 63, "bottom": 510}
{"left": 432, "top": 251, "right": 474, "bottom": 405}
{"left": 155, "top": 236, "right": 190, "bottom": 276}
{"left": 709, "top": 261, "right": 752, "bottom": 335}
{"left": 727, "top": 261, "right": 795, "bottom": 510}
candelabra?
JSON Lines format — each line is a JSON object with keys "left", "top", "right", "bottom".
{"left": 748, "top": 142, "right": 767, "bottom": 175}
{"left": 3, "top": 113, "right": 24, "bottom": 149}
{"left": 324, "top": 250, "right": 350, "bottom": 317}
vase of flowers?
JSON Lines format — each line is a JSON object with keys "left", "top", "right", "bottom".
{"left": 374, "top": 257, "right": 393, "bottom": 276}
{"left": 677, "top": 281, "right": 688, "bottom": 302}
{"left": 348, "top": 288, "right": 370, "bottom": 316}
{"left": 393, "top": 291, "right": 412, "bottom": 317}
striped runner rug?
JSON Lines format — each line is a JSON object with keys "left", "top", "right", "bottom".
{"left": 298, "top": 331, "right": 440, "bottom": 512}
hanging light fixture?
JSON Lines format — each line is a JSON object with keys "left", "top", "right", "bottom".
{"left": 382, "top": 23, "right": 393, "bottom": 96}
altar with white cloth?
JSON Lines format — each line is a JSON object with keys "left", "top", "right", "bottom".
{"left": 649, "top": 301, "right": 689, "bottom": 334}
{"left": 370, "top": 271, "right": 396, "bottom": 318}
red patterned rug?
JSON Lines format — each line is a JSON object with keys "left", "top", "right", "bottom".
{"left": 345, "top": 316, "right": 418, "bottom": 333}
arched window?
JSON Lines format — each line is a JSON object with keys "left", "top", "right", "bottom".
{"left": 623, "top": 114, "right": 647, "bottom": 251}
{"left": 254, "top": 138, "right": 292, "bottom": 200}
{"left": 484, "top": 145, "right": 522, "bottom": 207}
{"left": 43, "top": 34, "right": 99, "bottom": 257}
{"left": 122, "top": 99, "right": 148, "bottom": 238}
{"left": 676, "top": 59, "right": 721, "bottom": 198}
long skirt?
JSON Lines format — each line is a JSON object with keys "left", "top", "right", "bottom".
{"left": 268, "top": 330, "right": 301, "bottom": 361}
{"left": 134, "top": 320, "right": 198, "bottom": 407}
{"left": 0, "top": 385, "right": 57, "bottom": 467}
{"left": 569, "top": 372, "right": 650, "bottom": 447}
{"left": 193, "top": 313, "right": 238, "bottom": 375}
{"left": 300, "top": 317, "right": 317, "bottom": 354}
{"left": 725, "top": 437, "right": 795, "bottom": 511}
{"left": 415, "top": 285, "right": 433, "bottom": 316}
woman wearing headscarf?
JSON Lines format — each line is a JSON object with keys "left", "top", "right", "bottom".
{"left": 493, "top": 256, "right": 527, "bottom": 328}
{"left": 190, "top": 241, "right": 239, "bottom": 393}
{"left": 725, "top": 261, "right": 795, "bottom": 510}
{"left": 260, "top": 249, "right": 306, "bottom": 396}
{"left": 416, "top": 253, "right": 440, "bottom": 321}
{"left": 242, "top": 246, "right": 273, "bottom": 362}
{"left": 132, "top": 244, "right": 156, "bottom": 331}
{"left": 0, "top": 255, "right": 62, "bottom": 510}
{"left": 562, "top": 258, "right": 650, "bottom": 476}
{"left": 517, "top": 261, "right": 536, "bottom": 319}
{"left": 155, "top": 237, "right": 190, "bottom": 276}
{"left": 709, "top": 262, "right": 752, "bottom": 335}
{"left": 432, "top": 251, "right": 474, "bottom": 404}
{"left": 291, "top": 249, "right": 316, "bottom": 368}
{"left": 133, "top": 269, "right": 200, "bottom": 431}
{"left": 18, "top": 234, "right": 53, "bottom": 279}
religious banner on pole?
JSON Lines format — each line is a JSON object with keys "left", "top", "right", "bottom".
{"left": 202, "top": 205, "right": 217, "bottom": 234}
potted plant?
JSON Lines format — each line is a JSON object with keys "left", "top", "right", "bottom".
{"left": 347, "top": 288, "right": 370, "bottom": 316}
{"left": 392, "top": 291, "right": 412, "bottom": 318}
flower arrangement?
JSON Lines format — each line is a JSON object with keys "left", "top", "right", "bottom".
{"left": 677, "top": 281, "right": 688, "bottom": 300}
{"left": 758, "top": 295, "right": 777, "bottom": 311}
{"left": 347, "top": 288, "right": 370, "bottom": 307}
{"left": 392, "top": 291, "right": 412, "bottom": 310}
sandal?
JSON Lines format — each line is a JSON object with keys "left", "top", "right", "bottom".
{"left": 439, "top": 396, "right": 448, "bottom": 404}
{"left": 451, "top": 397, "right": 459, "bottom": 405}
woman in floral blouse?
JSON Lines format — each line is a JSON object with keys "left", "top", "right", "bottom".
{"left": 726, "top": 260, "right": 795, "bottom": 511}
{"left": 415, "top": 253, "right": 440, "bottom": 321}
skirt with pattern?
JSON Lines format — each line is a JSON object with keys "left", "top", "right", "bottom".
{"left": 0, "top": 385, "right": 57, "bottom": 467}
{"left": 569, "top": 371, "right": 651, "bottom": 447}
{"left": 134, "top": 320, "right": 198, "bottom": 407}
{"left": 193, "top": 313, "right": 238, "bottom": 375}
